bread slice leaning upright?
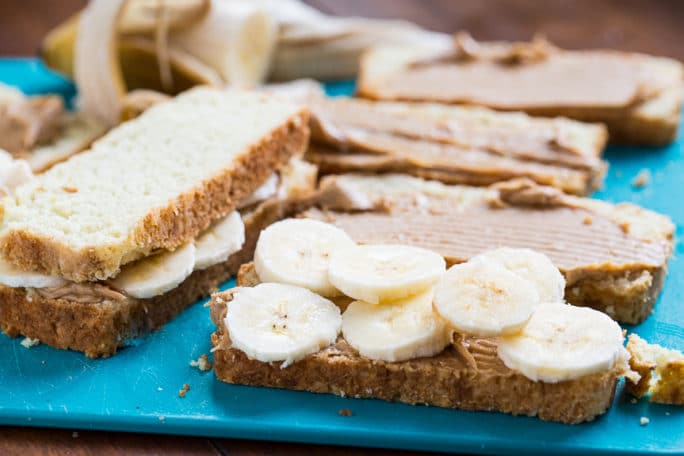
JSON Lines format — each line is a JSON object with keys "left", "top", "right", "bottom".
{"left": 0, "top": 87, "right": 309, "bottom": 282}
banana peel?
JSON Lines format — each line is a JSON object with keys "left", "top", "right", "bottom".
{"left": 42, "top": 12, "right": 215, "bottom": 93}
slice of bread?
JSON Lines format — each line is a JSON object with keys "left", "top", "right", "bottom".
{"left": 304, "top": 174, "right": 674, "bottom": 324}
{"left": 209, "top": 262, "right": 624, "bottom": 424}
{"left": 0, "top": 189, "right": 314, "bottom": 358}
{"left": 358, "top": 41, "right": 683, "bottom": 146}
{"left": 268, "top": 81, "right": 608, "bottom": 195}
{"left": 625, "top": 334, "right": 684, "bottom": 405}
{"left": 0, "top": 88, "right": 309, "bottom": 282}
{"left": 25, "top": 113, "right": 106, "bottom": 173}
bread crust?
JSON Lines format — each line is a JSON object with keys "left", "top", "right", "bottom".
{"left": 0, "top": 195, "right": 312, "bottom": 358}
{"left": 210, "top": 272, "right": 620, "bottom": 424}
{"left": 0, "top": 110, "right": 310, "bottom": 282}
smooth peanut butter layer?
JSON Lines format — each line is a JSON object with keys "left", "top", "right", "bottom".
{"left": 296, "top": 92, "right": 607, "bottom": 195}
{"left": 303, "top": 174, "right": 674, "bottom": 323}
{"left": 209, "top": 263, "right": 625, "bottom": 424}
{"left": 358, "top": 35, "right": 684, "bottom": 145}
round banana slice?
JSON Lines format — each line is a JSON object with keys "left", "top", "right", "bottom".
{"left": 0, "top": 256, "right": 65, "bottom": 289}
{"left": 497, "top": 302, "right": 624, "bottom": 382}
{"left": 342, "top": 289, "right": 451, "bottom": 362}
{"left": 226, "top": 282, "right": 342, "bottom": 366}
{"left": 194, "top": 211, "right": 245, "bottom": 271}
{"left": 434, "top": 261, "right": 540, "bottom": 337}
{"left": 110, "top": 243, "right": 195, "bottom": 299}
{"left": 328, "top": 244, "right": 446, "bottom": 304}
{"left": 254, "top": 218, "right": 355, "bottom": 297}
{"left": 471, "top": 248, "right": 565, "bottom": 303}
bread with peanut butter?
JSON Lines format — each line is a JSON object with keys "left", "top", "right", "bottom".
{"left": 0, "top": 87, "right": 309, "bottom": 283}
{"left": 210, "top": 256, "right": 634, "bottom": 424}
{"left": 0, "top": 82, "right": 106, "bottom": 173}
{"left": 268, "top": 81, "right": 607, "bottom": 195}
{"left": 358, "top": 33, "right": 683, "bottom": 146}
{"left": 0, "top": 158, "right": 318, "bottom": 358}
{"left": 303, "top": 174, "right": 674, "bottom": 324}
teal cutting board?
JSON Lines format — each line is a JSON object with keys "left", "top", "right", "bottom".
{"left": 0, "top": 58, "right": 682, "bottom": 455}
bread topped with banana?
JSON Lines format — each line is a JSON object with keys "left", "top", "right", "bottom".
{"left": 0, "top": 87, "right": 313, "bottom": 357}
{"left": 210, "top": 218, "right": 636, "bottom": 423}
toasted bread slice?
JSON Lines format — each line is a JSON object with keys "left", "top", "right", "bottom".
{"left": 209, "top": 262, "right": 626, "bottom": 424}
{"left": 358, "top": 38, "right": 683, "bottom": 146}
{"left": 0, "top": 88, "right": 309, "bottom": 282}
{"left": 303, "top": 174, "right": 674, "bottom": 324}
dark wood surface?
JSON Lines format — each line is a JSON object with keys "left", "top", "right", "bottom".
{"left": 1, "top": 1, "right": 682, "bottom": 454}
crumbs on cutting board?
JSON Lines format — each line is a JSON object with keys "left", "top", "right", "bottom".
{"left": 178, "top": 383, "right": 191, "bottom": 398}
{"left": 632, "top": 169, "right": 651, "bottom": 188}
{"left": 338, "top": 409, "right": 353, "bottom": 417}
{"left": 190, "top": 354, "right": 212, "bottom": 371}
{"left": 20, "top": 337, "right": 40, "bottom": 348}
{"left": 640, "top": 416, "right": 650, "bottom": 426}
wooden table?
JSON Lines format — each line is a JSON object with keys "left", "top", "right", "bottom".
{"left": 0, "top": 1, "right": 682, "bottom": 454}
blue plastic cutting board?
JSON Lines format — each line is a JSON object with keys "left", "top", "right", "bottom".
{"left": 0, "top": 58, "right": 682, "bottom": 455}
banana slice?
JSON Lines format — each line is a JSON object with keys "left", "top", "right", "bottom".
{"left": 194, "top": 211, "right": 245, "bottom": 271}
{"left": 328, "top": 244, "right": 445, "bottom": 304}
{"left": 497, "top": 302, "right": 624, "bottom": 382}
{"left": 110, "top": 243, "right": 195, "bottom": 299}
{"left": 277, "top": 157, "right": 318, "bottom": 199}
{"left": 0, "top": 256, "right": 65, "bottom": 289}
{"left": 225, "top": 282, "right": 342, "bottom": 366}
{"left": 237, "top": 174, "right": 278, "bottom": 209}
{"left": 434, "top": 261, "right": 540, "bottom": 337}
{"left": 254, "top": 219, "right": 355, "bottom": 297}
{"left": 471, "top": 248, "right": 565, "bottom": 303}
{"left": 342, "top": 288, "right": 451, "bottom": 362}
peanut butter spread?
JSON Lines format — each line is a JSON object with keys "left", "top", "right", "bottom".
{"left": 304, "top": 94, "right": 607, "bottom": 195}
{"left": 0, "top": 95, "right": 65, "bottom": 156}
{"left": 309, "top": 97, "right": 604, "bottom": 167}
{"left": 360, "top": 35, "right": 683, "bottom": 110}
{"left": 32, "top": 282, "right": 126, "bottom": 303}
{"left": 305, "top": 175, "right": 673, "bottom": 283}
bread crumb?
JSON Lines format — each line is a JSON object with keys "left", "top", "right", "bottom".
{"left": 190, "top": 354, "right": 212, "bottom": 371}
{"left": 630, "top": 398, "right": 637, "bottom": 404}
{"left": 640, "top": 416, "right": 650, "bottom": 426}
{"left": 62, "top": 186, "right": 78, "bottom": 193}
{"left": 72, "top": 431, "right": 79, "bottom": 438}
{"left": 157, "top": 387, "right": 163, "bottom": 392}
{"left": 582, "top": 216, "right": 593, "bottom": 225}
{"left": 632, "top": 169, "right": 651, "bottom": 188}
{"left": 20, "top": 337, "right": 40, "bottom": 348}
{"left": 158, "top": 415, "right": 165, "bottom": 422}
{"left": 338, "top": 409, "right": 353, "bottom": 417}
{"left": 178, "top": 383, "right": 191, "bottom": 398}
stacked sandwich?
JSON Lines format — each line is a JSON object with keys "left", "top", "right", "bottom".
{"left": 0, "top": 87, "right": 312, "bottom": 357}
